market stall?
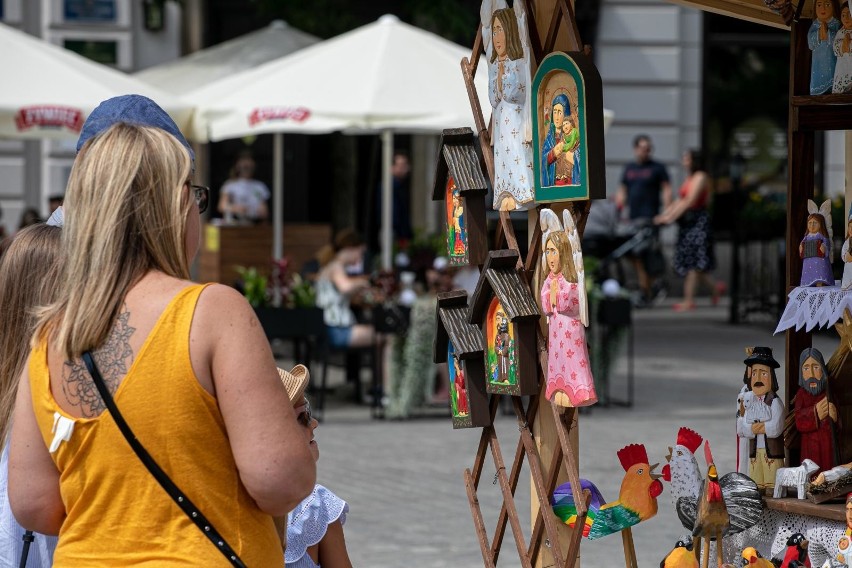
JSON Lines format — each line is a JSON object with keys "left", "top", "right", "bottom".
{"left": 437, "top": 0, "right": 852, "bottom": 565}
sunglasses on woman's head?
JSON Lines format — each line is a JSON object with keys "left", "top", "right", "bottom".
{"left": 295, "top": 398, "right": 313, "bottom": 427}
{"left": 191, "top": 185, "right": 209, "bottom": 214}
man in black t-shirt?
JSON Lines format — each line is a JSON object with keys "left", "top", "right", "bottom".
{"left": 615, "top": 134, "right": 671, "bottom": 305}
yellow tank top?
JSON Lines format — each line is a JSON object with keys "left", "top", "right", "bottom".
{"left": 29, "top": 284, "right": 282, "bottom": 566}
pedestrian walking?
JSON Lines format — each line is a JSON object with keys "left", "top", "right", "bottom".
{"left": 616, "top": 134, "right": 672, "bottom": 306}
{"left": 655, "top": 149, "right": 725, "bottom": 310}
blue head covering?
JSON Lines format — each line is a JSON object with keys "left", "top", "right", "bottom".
{"left": 76, "top": 94, "right": 193, "bottom": 163}
{"left": 551, "top": 94, "right": 571, "bottom": 120}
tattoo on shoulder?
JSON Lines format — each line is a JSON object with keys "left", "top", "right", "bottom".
{"left": 63, "top": 307, "right": 136, "bottom": 418}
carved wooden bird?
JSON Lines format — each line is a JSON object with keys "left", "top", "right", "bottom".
{"left": 551, "top": 443, "right": 664, "bottom": 540}
{"left": 741, "top": 546, "right": 775, "bottom": 568}
{"left": 692, "top": 453, "right": 729, "bottom": 567}
{"left": 660, "top": 537, "right": 699, "bottom": 568}
{"left": 778, "top": 533, "right": 810, "bottom": 568}
{"left": 675, "top": 439, "right": 763, "bottom": 563}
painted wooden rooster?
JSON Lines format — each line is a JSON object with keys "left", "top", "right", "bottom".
{"left": 675, "top": 440, "right": 763, "bottom": 540}
{"left": 551, "top": 443, "right": 664, "bottom": 540}
{"left": 662, "top": 426, "right": 704, "bottom": 511}
{"left": 678, "top": 442, "right": 763, "bottom": 567}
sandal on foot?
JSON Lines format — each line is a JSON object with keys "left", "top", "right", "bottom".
{"left": 712, "top": 281, "right": 727, "bottom": 306}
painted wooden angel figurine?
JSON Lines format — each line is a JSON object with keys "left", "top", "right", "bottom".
{"left": 481, "top": 0, "right": 535, "bottom": 212}
{"left": 799, "top": 199, "right": 835, "bottom": 287}
{"left": 842, "top": 207, "right": 852, "bottom": 289}
{"left": 810, "top": 0, "right": 841, "bottom": 94}
{"left": 539, "top": 209, "right": 597, "bottom": 408}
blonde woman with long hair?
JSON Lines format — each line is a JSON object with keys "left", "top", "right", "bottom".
{"left": 0, "top": 224, "right": 62, "bottom": 567}
{"left": 9, "top": 123, "right": 315, "bottom": 565}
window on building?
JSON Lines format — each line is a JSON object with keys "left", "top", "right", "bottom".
{"left": 63, "top": 0, "right": 116, "bottom": 23}
{"left": 63, "top": 39, "right": 118, "bottom": 65}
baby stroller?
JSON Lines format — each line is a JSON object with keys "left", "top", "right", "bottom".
{"left": 583, "top": 201, "right": 668, "bottom": 306}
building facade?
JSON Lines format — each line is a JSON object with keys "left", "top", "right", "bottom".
{"left": 0, "top": 0, "right": 182, "bottom": 235}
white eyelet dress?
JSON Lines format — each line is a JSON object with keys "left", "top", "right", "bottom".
{"left": 285, "top": 485, "right": 349, "bottom": 568}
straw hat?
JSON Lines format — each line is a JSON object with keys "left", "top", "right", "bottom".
{"left": 278, "top": 364, "right": 310, "bottom": 405}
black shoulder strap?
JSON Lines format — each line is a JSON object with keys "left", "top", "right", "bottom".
{"left": 81, "top": 351, "right": 247, "bottom": 567}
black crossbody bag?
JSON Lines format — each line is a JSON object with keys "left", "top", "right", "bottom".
{"left": 81, "top": 352, "right": 247, "bottom": 567}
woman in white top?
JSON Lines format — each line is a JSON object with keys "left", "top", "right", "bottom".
{"left": 315, "top": 230, "right": 375, "bottom": 350}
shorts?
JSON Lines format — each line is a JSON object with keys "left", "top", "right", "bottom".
{"left": 326, "top": 326, "right": 351, "bottom": 349}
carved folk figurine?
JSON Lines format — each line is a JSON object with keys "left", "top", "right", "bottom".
{"left": 810, "top": 0, "right": 842, "bottom": 94}
{"left": 812, "top": 461, "right": 852, "bottom": 485}
{"left": 736, "top": 385, "right": 751, "bottom": 474}
{"left": 843, "top": 216, "right": 852, "bottom": 290}
{"left": 837, "top": 493, "right": 852, "bottom": 566}
{"left": 794, "top": 347, "right": 838, "bottom": 472}
{"left": 834, "top": 1, "right": 852, "bottom": 93}
{"left": 800, "top": 199, "right": 835, "bottom": 287}
{"left": 847, "top": 492, "right": 852, "bottom": 536}
{"left": 481, "top": 1, "right": 535, "bottom": 211}
{"left": 736, "top": 347, "right": 785, "bottom": 494}
{"left": 539, "top": 209, "right": 596, "bottom": 408}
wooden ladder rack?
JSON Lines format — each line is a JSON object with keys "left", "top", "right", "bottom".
{"left": 458, "top": 2, "right": 639, "bottom": 566}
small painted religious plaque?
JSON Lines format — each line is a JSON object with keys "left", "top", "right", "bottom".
{"left": 434, "top": 290, "right": 491, "bottom": 429}
{"left": 448, "top": 341, "right": 473, "bottom": 426}
{"left": 486, "top": 298, "right": 518, "bottom": 391}
{"left": 445, "top": 176, "right": 468, "bottom": 265}
{"left": 432, "top": 128, "right": 488, "bottom": 266}
{"left": 468, "top": 249, "right": 540, "bottom": 397}
{"left": 532, "top": 52, "right": 605, "bottom": 203}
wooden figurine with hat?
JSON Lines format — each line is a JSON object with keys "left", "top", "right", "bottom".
{"left": 736, "top": 346, "right": 785, "bottom": 495}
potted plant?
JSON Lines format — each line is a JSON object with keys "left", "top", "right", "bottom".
{"left": 235, "top": 260, "right": 324, "bottom": 342}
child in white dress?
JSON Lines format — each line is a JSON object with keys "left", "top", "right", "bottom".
{"left": 278, "top": 367, "right": 353, "bottom": 568}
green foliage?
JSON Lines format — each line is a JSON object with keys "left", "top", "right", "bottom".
{"left": 408, "top": 228, "right": 445, "bottom": 258}
{"left": 289, "top": 273, "right": 317, "bottom": 308}
{"left": 740, "top": 191, "right": 784, "bottom": 225}
{"left": 254, "top": 0, "right": 477, "bottom": 43}
{"left": 254, "top": 0, "right": 366, "bottom": 38}
{"left": 234, "top": 265, "right": 269, "bottom": 308}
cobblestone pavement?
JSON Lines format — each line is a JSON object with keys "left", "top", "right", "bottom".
{"left": 282, "top": 300, "right": 834, "bottom": 567}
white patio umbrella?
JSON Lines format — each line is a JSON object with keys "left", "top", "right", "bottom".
{"left": 189, "top": 14, "right": 491, "bottom": 270}
{"left": 0, "top": 22, "right": 191, "bottom": 140}
{"left": 133, "top": 20, "right": 320, "bottom": 95}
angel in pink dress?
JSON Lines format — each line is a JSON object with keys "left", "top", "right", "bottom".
{"left": 540, "top": 214, "right": 597, "bottom": 407}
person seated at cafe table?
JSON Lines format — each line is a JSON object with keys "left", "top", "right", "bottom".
{"left": 315, "top": 229, "right": 378, "bottom": 350}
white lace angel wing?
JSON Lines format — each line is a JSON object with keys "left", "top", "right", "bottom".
{"left": 807, "top": 199, "right": 818, "bottom": 215}
{"left": 563, "top": 209, "right": 589, "bottom": 327}
{"left": 514, "top": 0, "right": 534, "bottom": 143}
{"left": 820, "top": 199, "right": 833, "bottom": 262}
{"left": 539, "top": 208, "right": 563, "bottom": 268}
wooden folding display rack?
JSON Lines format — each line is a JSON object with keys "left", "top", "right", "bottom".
{"left": 455, "top": 1, "right": 638, "bottom": 566}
